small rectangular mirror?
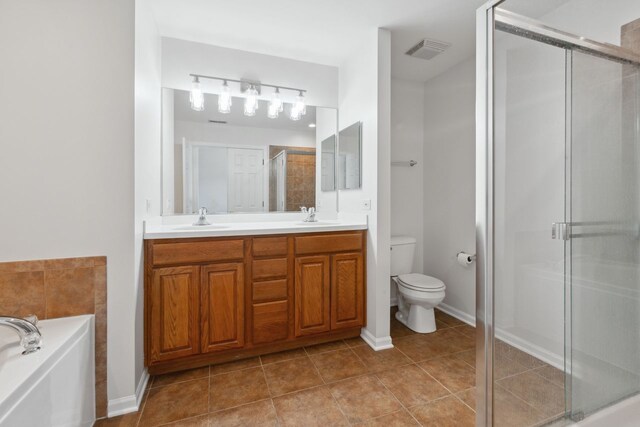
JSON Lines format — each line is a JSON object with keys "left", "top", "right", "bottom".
{"left": 338, "top": 121, "right": 362, "bottom": 190}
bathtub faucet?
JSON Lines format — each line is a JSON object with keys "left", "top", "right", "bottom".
{"left": 0, "top": 316, "right": 42, "bottom": 355}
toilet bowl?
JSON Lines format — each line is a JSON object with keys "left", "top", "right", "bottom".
{"left": 393, "top": 273, "right": 445, "bottom": 333}
{"left": 391, "top": 236, "right": 446, "bottom": 333}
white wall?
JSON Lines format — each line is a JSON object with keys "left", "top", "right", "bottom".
{"left": 162, "top": 37, "right": 338, "bottom": 108}
{"left": 422, "top": 57, "right": 476, "bottom": 318}
{"left": 134, "top": 0, "right": 162, "bottom": 408}
{"left": 390, "top": 78, "right": 424, "bottom": 303}
{"left": 0, "top": 0, "right": 137, "bottom": 409}
{"left": 161, "top": 89, "right": 175, "bottom": 214}
{"left": 338, "top": 28, "right": 392, "bottom": 348}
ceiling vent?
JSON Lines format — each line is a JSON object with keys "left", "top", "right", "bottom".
{"left": 405, "top": 38, "right": 451, "bottom": 60}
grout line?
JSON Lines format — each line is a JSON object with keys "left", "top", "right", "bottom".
{"left": 373, "top": 367, "right": 423, "bottom": 426}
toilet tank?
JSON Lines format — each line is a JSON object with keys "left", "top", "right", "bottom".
{"left": 390, "top": 235, "right": 416, "bottom": 276}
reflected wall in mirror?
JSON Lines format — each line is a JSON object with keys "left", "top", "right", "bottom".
{"left": 161, "top": 88, "right": 338, "bottom": 214}
{"left": 338, "top": 121, "right": 362, "bottom": 190}
{"left": 321, "top": 135, "right": 336, "bottom": 191}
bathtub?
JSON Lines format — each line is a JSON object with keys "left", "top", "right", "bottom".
{"left": 0, "top": 315, "right": 95, "bottom": 427}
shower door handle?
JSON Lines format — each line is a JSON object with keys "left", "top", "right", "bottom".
{"left": 552, "top": 222, "right": 570, "bottom": 240}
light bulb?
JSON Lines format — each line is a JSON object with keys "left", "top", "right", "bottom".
{"left": 269, "top": 87, "right": 284, "bottom": 114}
{"left": 190, "top": 76, "right": 204, "bottom": 111}
{"left": 218, "top": 80, "right": 232, "bottom": 114}
{"left": 244, "top": 85, "right": 259, "bottom": 116}
{"left": 267, "top": 103, "right": 279, "bottom": 119}
{"left": 289, "top": 104, "right": 302, "bottom": 121}
{"left": 294, "top": 91, "right": 306, "bottom": 115}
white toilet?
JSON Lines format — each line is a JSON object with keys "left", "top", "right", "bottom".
{"left": 391, "top": 236, "right": 446, "bottom": 333}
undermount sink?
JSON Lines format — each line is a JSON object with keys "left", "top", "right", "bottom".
{"left": 171, "top": 224, "right": 230, "bottom": 231}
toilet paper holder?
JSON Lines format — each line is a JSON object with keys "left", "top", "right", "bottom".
{"left": 456, "top": 252, "right": 476, "bottom": 265}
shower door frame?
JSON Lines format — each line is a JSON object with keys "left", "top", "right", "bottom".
{"left": 475, "top": 2, "right": 640, "bottom": 426}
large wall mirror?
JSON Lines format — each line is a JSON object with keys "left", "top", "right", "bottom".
{"left": 338, "top": 121, "right": 362, "bottom": 190}
{"left": 161, "top": 88, "right": 338, "bottom": 214}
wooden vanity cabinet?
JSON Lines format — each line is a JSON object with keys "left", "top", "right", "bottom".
{"left": 145, "top": 230, "right": 366, "bottom": 374}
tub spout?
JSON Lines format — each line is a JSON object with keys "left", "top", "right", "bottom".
{"left": 0, "top": 316, "right": 42, "bottom": 354}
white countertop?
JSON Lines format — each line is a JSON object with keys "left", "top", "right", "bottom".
{"left": 144, "top": 213, "right": 368, "bottom": 239}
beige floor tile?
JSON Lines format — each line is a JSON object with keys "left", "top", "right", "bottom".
{"left": 94, "top": 413, "right": 140, "bottom": 427}
{"left": 263, "top": 357, "right": 324, "bottom": 396}
{"left": 210, "top": 357, "right": 261, "bottom": 375}
{"left": 352, "top": 345, "right": 412, "bottom": 373}
{"left": 390, "top": 316, "right": 416, "bottom": 339}
{"left": 496, "top": 341, "right": 545, "bottom": 370}
{"left": 453, "top": 324, "right": 476, "bottom": 338}
{"left": 151, "top": 366, "right": 209, "bottom": 388}
{"left": 352, "top": 409, "right": 420, "bottom": 426}
{"left": 209, "top": 399, "right": 278, "bottom": 427}
{"left": 138, "top": 378, "right": 209, "bottom": 427}
{"left": 344, "top": 336, "right": 368, "bottom": 348}
{"left": 434, "top": 309, "right": 465, "bottom": 327}
{"left": 310, "top": 349, "right": 368, "bottom": 383}
{"left": 162, "top": 414, "right": 210, "bottom": 426}
{"left": 330, "top": 375, "right": 403, "bottom": 424}
{"left": 409, "top": 395, "right": 475, "bottom": 427}
{"left": 493, "top": 385, "right": 546, "bottom": 427}
{"left": 494, "top": 353, "right": 530, "bottom": 380}
{"left": 497, "top": 371, "right": 565, "bottom": 418}
{"left": 376, "top": 364, "right": 449, "bottom": 407}
{"left": 209, "top": 367, "right": 270, "bottom": 412}
{"left": 533, "top": 365, "right": 565, "bottom": 388}
{"left": 453, "top": 349, "right": 476, "bottom": 368}
{"left": 456, "top": 388, "right": 477, "bottom": 411}
{"left": 304, "top": 340, "right": 348, "bottom": 355}
{"left": 260, "top": 348, "right": 307, "bottom": 365}
{"left": 273, "top": 386, "right": 349, "bottom": 427}
{"left": 420, "top": 356, "right": 475, "bottom": 393}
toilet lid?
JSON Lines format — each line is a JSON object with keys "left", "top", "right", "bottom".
{"left": 397, "top": 273, "right": 445, "bottom": 292}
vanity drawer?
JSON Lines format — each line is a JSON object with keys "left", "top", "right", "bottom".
{"left": 252, "top": 237, "right": 288, "bottom": 257}
{"left": 252, "top": 300, "right": 288, "bottom": 344}
{"left": 253, "top": 279, "right": 288, "bottom": 302}
{"left": 252, "top": 258, "right": 288, "bottom": 280}
{"left": 152, "top": 240, "right": 244, "bottom": 266}
{"left": 294, "top": 233, "right": 363, "bottom": 255}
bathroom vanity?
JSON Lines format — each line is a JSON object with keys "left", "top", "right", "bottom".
{"left": 144, "top": 223, "right": 366, "bottom": 374}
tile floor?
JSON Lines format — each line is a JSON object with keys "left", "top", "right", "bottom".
{"left": 97, "top": 309, "right": 565, "bottom": 427}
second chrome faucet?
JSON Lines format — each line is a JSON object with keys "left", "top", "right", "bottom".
{"left": 301, "top": 207, "right": 317, "bottom": 222}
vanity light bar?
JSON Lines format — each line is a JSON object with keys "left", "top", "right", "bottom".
{"left": 189, "top": 73, "right": 307, "bottom": 119}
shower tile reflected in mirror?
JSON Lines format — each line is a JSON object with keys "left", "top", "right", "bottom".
{"left": 161, "top": 88, "right": 338, "bottom": 215}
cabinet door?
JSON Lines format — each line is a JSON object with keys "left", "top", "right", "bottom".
{"left": 150, "top": 266, "right": 200, "bottom": 363}
{"left": 295, "top": 255, "right": 330, "bottom": 336}
{"left": 201, "top": 263, "right": 245, "bottom": 353}
{"left": 331, "top": 253, "right": 364, "bottom": 330}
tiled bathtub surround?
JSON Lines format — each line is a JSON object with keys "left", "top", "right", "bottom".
{"left": 0, "top": 256, "right": 107, "bottom": 418}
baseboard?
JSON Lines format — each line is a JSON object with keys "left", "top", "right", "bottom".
{"left": 107, "top": 369, "right": 149, "bottom": 417}
{"left": 437, "top": 303, "right": 476, "bottom": 326}
{"left": 436, "top": 303, "right": 564, "bottom": 370}
{"left": 361, "top": 328, "right": 394, "bottom": 351}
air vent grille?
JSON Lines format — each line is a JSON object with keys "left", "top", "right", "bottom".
{"left": 405, "top": 38, "right": 451, "bottom": 60}
{"left": 208, "top": 120, "right": 227, "bottom": 124}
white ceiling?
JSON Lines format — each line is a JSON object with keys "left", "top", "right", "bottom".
{"left": 149, "top": 0, "right": 570, "bottom": 83}
{"left": 173, "top": 89, "right": 317, "bottom": 132}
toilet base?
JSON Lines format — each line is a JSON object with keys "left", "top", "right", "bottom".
{"left": 395, "top": 304, "right": 437, "bottom": 334}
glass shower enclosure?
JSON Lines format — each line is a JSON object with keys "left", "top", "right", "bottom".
{"left": 476, "top": 1, "right": 640, "bottom": 425}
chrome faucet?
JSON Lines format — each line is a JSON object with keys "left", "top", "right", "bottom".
{"left": 0, "top": 316, "right": 42, "bottom": 355}
{"left": 301, "top": 206, "right": 317, "bottom": 222}
{"left": 193, "top": 207, "right": 210, "bottom": 226}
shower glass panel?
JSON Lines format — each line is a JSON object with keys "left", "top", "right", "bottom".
{"left": 568, "top": 50, "right": 640, "bottom": 419}
{"left": 492, "top": 25, "right": 567, "bottom": 427}
{"left": 477, "top": 1, "right": 640, "bottom": 425}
